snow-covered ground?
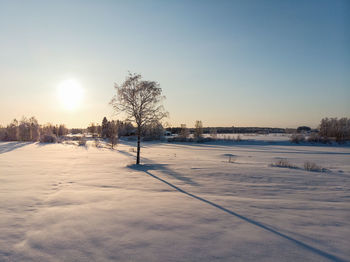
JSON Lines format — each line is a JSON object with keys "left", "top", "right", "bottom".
{"left": 0, "top": 140, "right": 349, "bottom": 261}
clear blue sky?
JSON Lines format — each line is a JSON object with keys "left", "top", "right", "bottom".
{"left": 0, "top": 0, "right": 349, "bottom": 128}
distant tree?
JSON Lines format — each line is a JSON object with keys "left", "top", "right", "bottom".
{"left": 70, "top": 128, "right": 83, "bottom": 135}
{"left": 110, "top": 73, "right": 167, "bottom": 164}
{"left": 179, "top": 124, "right": 189, "bottom": 140}
{"left": 124, "top": 121, "right": 134, "bottom": 136}
{"left": 210, "top": 128, "right": 218, "bottom": 139}
{"left": 101, "top": 117, "right": 109, "bottom": 138}
{"left": 87, "top": 123, "right": 98, "bottom": 137}
{"left": 29, "top": 117, "right": 40, "bottom": 141}
{"left": 194, "top": 120, "right": 203, "bottom": 140}
{"left": 18, "top": 117, "right": 31, "bottom": 141}
{"left": 7, "top": 119, "right": 19, "bottom": 141}
{"left": 143, "top": 121, "right": 164, "bottom": 140}
{"left": 52, "top": 125, "right": 58, "bottom": 136}
{"left": 58, "top": 124, "right": 68, "bottom": 137}
{"left": 319, "top": 117, "right": 350, "bottom": 143}
{"left": 297, "top": 126, "right": 311, "bottom": 133}
{"left": 97, "top": 125, "right": 102, "bottom": 137}
{"left": 108, "top": 120, "right": 118, "bottom": 148}
{"left": 41, "top": 123, "right": 54, "bottom": 136}
{"left": 0, "top": 125, "right": 5, "bottom": 141}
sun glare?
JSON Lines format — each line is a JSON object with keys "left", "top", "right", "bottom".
{"left": 57, "top": 79, "right": 84, "bottom": 110}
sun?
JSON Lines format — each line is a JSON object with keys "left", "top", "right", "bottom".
{"left": 57, "top": 79, "right": 84, "bottom": 110}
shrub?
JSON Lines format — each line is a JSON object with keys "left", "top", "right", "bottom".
{"left": 40, "top": 134, "right": 57, "bottom": 143}
{"left": 78, "top": 136, "right": 87, "bottom": 146}
{"left": 290, "top": 133, "right": 305, "bottom": 143}
{"left": 271, "top": 159, "right": 298, "bottom": 169}
{"left": 307, "top": 133, "right": 330, "bottom": 144}
{"left": 303, "top": 161, "right": 329, "bottom": 172}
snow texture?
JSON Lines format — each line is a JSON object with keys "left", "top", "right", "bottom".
{"left": 0, "top": 138, "right": 349, "bottom": 261}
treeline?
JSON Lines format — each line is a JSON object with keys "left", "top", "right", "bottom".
{"left": 0, "top": 117, "right": 68, "bottom": 142}
{"left": 318, "top": 117, "right": 349, "bottom": 143}
{"left": 167, "top": 121, "right": 210, "bottom": 142}
{"left": 87, "top": 117, "right": 165, "bottom": 142}
{"left": 291, "top": 117, "right": 350, "bottom": 144}
{"left": 166, "top": 126, "right": 285, "bottom": 135}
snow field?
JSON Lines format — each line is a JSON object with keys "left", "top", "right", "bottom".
{"left": 0, "top": 141, "right": 349, "bottom": 261}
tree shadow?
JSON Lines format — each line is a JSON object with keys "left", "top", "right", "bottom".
{"left": 119, "top": 147, "right": 199, "bottom": 186}
{"left": 129, "top": 165, "right": 346, "bottom": 262}
{"left": 0, "top": 142, "right": 32, "bottom": 154}
{"left": 127, "top": 163, "right": 199, "bottom": 186}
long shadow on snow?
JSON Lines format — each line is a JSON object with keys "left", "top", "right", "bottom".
{"left": 119, "top": 149, "right": 199, "bottom": 186}
{"left": 0, "top": 142, "right": 32, "bottom": 154}
{"left": 128, "top": 164, "right": 346, "bottom": 262}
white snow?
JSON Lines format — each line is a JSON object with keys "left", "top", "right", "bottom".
{"left": 0, "top": 140, "right": 349, "bottom": 261}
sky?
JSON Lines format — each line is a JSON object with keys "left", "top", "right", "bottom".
{"left": 0, "top": 0, "right": 349, "bottom": 128}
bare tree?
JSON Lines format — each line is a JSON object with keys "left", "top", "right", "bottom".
{"left": 179, "top": 124, "right": 189, "bottom": 141}
{"left": 210, "top": 128, "right": 218, "bottom": 140}
{"left": 87, "top": 123, "right": 98, "bottom": 137}
{"left": 110, "top": 73, "right": 167, "bottom": 164}
{"left": 194, "top": 120, "right": 203, "bottom": 141}
{"left": 108, "top": 120, "right": 118, "bottom": 149}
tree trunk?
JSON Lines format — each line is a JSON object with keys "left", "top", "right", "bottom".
{"left": 136, "top": 126, "right": 141, "bottom": 164}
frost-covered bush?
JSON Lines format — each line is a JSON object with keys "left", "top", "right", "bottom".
{"left": 271, "top": 159, "right": 297, "bottom": 169}
{"left": 290, "top": 133, "right": 305, "bottom": 144}
{"left": 303, "top": 161, "right": 329, "bottom": 172}
{"left": 40, "top": 134, "right": 57, "bottom": 143}
{"left": 307, "top": 132, "right": 330, "bottom": 144}
{"left": 304, "top": 161, "right": 320, "bottom": 172}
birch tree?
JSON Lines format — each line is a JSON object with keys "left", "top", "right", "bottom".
{"left": 110, "top": 73, "right": 167, "bottom": 164}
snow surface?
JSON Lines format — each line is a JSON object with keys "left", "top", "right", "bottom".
{"left": 0, "top": 140, "right": 349, "bottom": 262}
